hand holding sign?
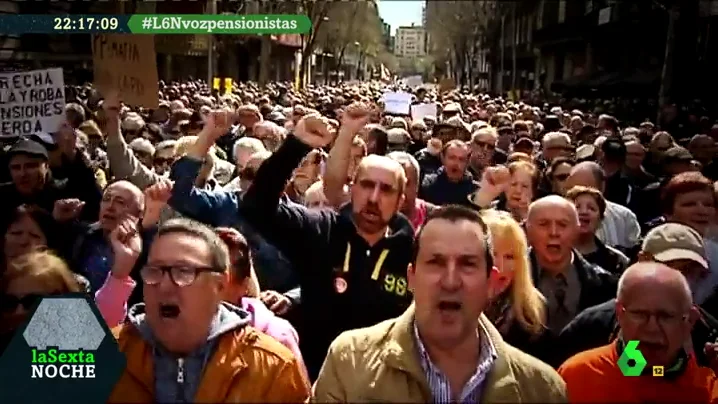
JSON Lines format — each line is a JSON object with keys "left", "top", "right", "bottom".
{"left": 102, "top": 90, "right": 121, "bottom": 120}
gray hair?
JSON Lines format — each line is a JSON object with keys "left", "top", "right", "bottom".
{"left": 233, "top": 137, "right": 266, "bottom": 165}
{"left": 542, "top": 131, "right": 571, "bottom": 145}
{"left": 155, "top": 140, "right": 178, "bottom": 154}
{"left": 156, "top": 218, "right": 230, "bottom": 273}
{"left": 387, "top": 151, "right": 420, "bottom": 179}
{"left": 128, "top": 138, "right": 155, "bottom": 156}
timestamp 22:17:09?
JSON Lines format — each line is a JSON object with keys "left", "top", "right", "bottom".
{"left": 54, "top": 17, "right": 120, "bottom": 31}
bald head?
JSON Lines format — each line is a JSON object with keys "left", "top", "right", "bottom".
{"left": 107, "top": 180, "right": 144, "bottom": 205}
{"left": 100, "top": 180, "right": 145, "bottom": 231}
{"left": 527, "top": 195, "right": 578, "bottom": 225}
{"left": 617, "top": 262, "right": 692, "bottom": 310}
{"left": 354, "top": 154, "right": 407, "bottom": 194}
{"left": 564, "top": 161, "right": 605, "bottom": 193}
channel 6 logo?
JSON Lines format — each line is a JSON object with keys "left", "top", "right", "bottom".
{"left": 618, "top": 340, "right": 648, "bottom": 376}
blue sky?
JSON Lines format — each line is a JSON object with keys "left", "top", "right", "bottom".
{"left": 377, "top": 0, "right": 424, "bottom": 35}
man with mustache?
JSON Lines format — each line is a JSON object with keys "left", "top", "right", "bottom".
{"left": 239, "top": 104, "right": 415, "bottom": 380}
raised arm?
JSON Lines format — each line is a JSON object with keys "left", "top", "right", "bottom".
{"left": 469, "top": 165, "right": 511, "bottom": 208}
{"left": 323, "top": 103, "right": 371, "bottom": 208}
{"left": 167, "top": 110, "right": 240, "bottom": 226}
{"left": 102, "top": 91, "right": 162, "bottom": 190}
{"left": 240, "top": 114, "right": 339, "bottom": 265}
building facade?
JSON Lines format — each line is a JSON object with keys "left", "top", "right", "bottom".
{"left": 394, "top": 25, "right": 426, "bottom": 58}
{"left": 483, "top": 0, "right": 716, "bottom": 105}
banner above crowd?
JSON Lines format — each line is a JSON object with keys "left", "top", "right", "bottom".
{"left": 0, "top": 68, "right": 65, "bottom": 137}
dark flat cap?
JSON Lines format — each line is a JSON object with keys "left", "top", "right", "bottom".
{"left": 8, "top": 138, "right": 49, "bottom": 160}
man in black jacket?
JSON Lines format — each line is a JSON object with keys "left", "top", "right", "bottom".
{"left": 524, "top": 195, "right": 618, "bottom": 366}
{"left": 239, "top": 105, "right": 415, "bottom": 380}
{"left": 420, "top": 139, "right": 477, "bottom": 206}
{"left": 557, "top": 223, "right": 717, "bottom": 367}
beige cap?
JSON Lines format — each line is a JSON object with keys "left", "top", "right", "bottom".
{"left": 642, "top": 223, "right": 708, "bottom": 269}
{"left": 387, "top": 128, "right": 410, "bottom": 145}
{"left": 443, "top": 102, "right": 462, "bottom": 113}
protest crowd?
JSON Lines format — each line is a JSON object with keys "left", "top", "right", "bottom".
{"left": 2, "top": 70, "right": 718, "bottom": 403}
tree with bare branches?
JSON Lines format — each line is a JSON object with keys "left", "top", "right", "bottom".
{"left": 426, "top": 1, "right": 495, "bottom": 86}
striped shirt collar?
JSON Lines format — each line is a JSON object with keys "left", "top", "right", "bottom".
{"left": 413, "top": 319, "right": 498, "bottom": 403}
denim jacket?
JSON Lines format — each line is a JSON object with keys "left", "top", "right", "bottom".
{"left": 168, "top": 157, "right": 299, "bottom": 293}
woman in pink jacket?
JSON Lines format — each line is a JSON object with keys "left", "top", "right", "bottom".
{"left": 215, "top": 227, "right": 307, "bottom": 376}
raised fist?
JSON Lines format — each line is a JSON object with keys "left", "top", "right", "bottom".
{"left": 203, "top": 109, "right": 235, "bottom": 141}
{"left": 482, "top": 165, "right": 511, "bottom": 193}
{"left": 294, "top": 113, "right": 336, "bottom": 149}
{"left": 339, "top": 102, "right": 372, "bottom": 135}
{"left": 52, "top": 198, "right": 85, "bottom": 222}
{"left": 109, "top": 215, "right": 142, "bottom": 278}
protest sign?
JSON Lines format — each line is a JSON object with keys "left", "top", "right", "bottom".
{"left": 439, "top": 78, "right": 456, "bottom": 93}
{"left": 92, "top": 34, "right": 159, "bottom": 108}
{"left": 404, "top": 75, "right": 423, "bottom": 89}
{"left": 381, "top": 92, "right": 412, "bottom": 115}
{"left": 411, "top": 103, "right": 438, "bottom": 121}
{"left": 0, "top": 68, "right": 65, "bottom": 137}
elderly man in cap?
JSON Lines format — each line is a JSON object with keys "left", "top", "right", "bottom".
{"left": 442, "top": 102, "right": 462, "bottom": 120}
{"left": 558, "top": 222, "right": 718, "bottom": 367}
{"left": 0, "top": 136, "right": 100, "bottom": 224}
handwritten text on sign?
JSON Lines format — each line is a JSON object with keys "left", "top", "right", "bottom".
{"left": 92, "top": 34, "right": 159, "bottom": 107}
{"left": 0, "top": 68, "right": 65, "bottom": 137}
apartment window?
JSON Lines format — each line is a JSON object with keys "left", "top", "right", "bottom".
{"left": 558, "top": 0, "right": 566, "bottom": 23}
{"left": 585, "top": 0, "right": 593, "bottom": 14}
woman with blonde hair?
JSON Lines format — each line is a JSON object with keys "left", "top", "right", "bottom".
{"left": 481, "top": 210, "right": 549, "bottom": 357}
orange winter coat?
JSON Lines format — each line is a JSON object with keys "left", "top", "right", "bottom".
{"left": 107, "top": 323, "right": 310, "bottom": 403}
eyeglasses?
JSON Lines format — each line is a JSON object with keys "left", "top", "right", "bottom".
{"left": 621, "top": 307, "right": 689, "bottom": 328}
{"left": 140, "top": 264, "right": 224, "bottom": 287}
{"left": 0, "top": 292, "right": 60, "bottom": 312}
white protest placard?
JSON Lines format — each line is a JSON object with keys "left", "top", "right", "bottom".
{"left": 0, "top": 68, "right": 65, "bottom": 137}
{"left": 405, "top": 75, "right": 423, "bottom": 89}
{"left": 381, "top": 92, "right": 412, "bottom": 115}
{"left": 411, "top": 103, "right": 438, "bottom": 121}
